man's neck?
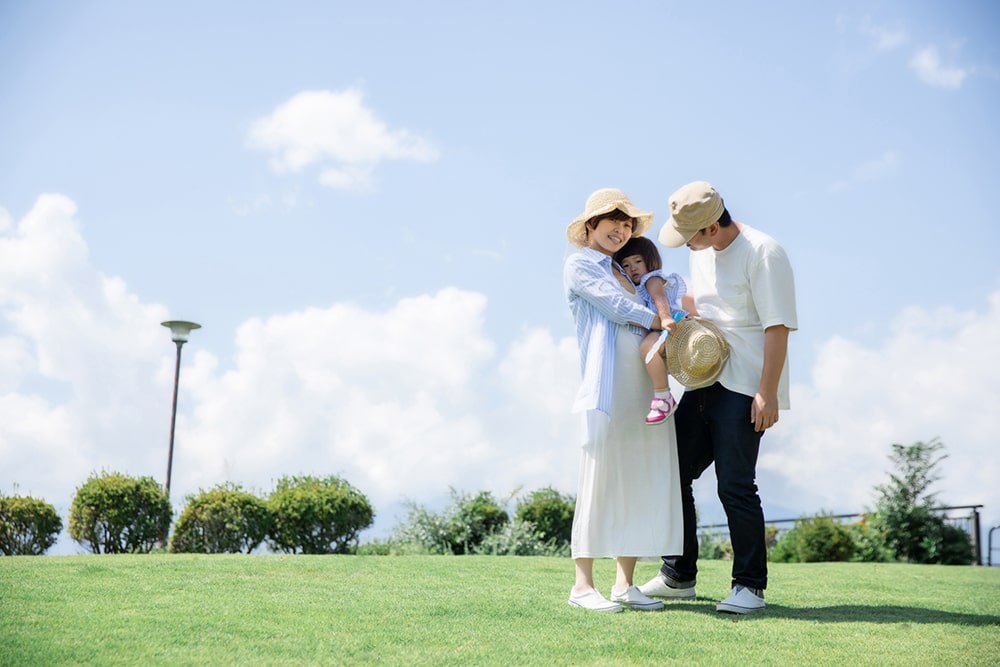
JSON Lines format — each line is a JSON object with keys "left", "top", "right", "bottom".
{"left": 713, "top": 222, "right": 742, "bottom": 251}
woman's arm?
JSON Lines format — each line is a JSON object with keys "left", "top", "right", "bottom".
{"left": 565, "top": 254, "right": 658, "bottom": 329}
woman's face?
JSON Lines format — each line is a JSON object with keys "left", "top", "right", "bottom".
{"left": 586, "top": 215, "right": 633, "bottom": 256}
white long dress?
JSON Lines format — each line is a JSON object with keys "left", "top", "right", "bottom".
{"left": 571, "top": 289, "right": 684, "bottom": 559}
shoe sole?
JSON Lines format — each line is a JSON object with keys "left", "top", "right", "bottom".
{"left": 568, "top": 600, "right": 623, "bottom": 613}
{"left": 716, "top": 603, "right": 764, "bottom": 614}
{"left": 638, "top": 587, "right": 696, "bottom": 600}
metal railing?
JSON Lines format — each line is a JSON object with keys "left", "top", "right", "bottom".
{"left": 698, "top": 504, "right": 986, "bottom": 566}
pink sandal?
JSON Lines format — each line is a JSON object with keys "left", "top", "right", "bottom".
{"left": 645, "top": 395, "right": 676, "bottom": 424}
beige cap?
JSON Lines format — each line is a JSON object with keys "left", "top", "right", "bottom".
{"left": 658, "top": 181, "right": 725, "bottom": 248}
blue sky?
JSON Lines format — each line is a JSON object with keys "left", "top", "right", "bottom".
{"left": 2, "top": 1, "right": 998, "bottom": 555}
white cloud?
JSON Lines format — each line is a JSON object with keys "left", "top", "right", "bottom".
{"left": 858, "top": 16, "right": 907, "bottom": 51}
{"left": 177, "top": 288, "right": 501, "bottom": 508}
{"left": 0, "top": 195, "right": 173, "bottom": 505}
{"left": 247, "top": 89, "right": 440, "bottom": 192}
{"left": 3, "top": 194, "right": 997, "bottom": 555}
{"left": 829, "top": 150, "right": 900, "bottom": 192}
{"left": 910, "top": 46, "right": 968, "bottom": 89}
{"left": 759, "top": 293, "right": 1000, "bottom": 527}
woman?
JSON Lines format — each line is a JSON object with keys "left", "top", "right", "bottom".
{"left": 563, "top": 188, "right": 684, "bottom": 612}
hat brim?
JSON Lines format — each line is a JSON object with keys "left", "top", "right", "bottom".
{"left": 567, "top": 203, "right": 653, "bottom": 248}
{"left": 663, "top": 318, "right": 730, "bottom": 388}
{"left": 658, "top": 219, "right": 700, "bottom": 248}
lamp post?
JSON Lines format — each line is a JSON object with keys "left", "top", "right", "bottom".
{"left": 161, "top": 320, "right": 201, "bottom": 500}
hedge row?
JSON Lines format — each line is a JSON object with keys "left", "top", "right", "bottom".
{"left": 0, "top": 471, "right": 374, "bottom": 555}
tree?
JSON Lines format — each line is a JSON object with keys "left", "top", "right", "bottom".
{"left": 170, "top": 484, "right": 271, "bottom": 554}
{"left": 515, "top": 487, "right": 574, "bottom": 546}
{"left": 0, "top": 493, "right": 63, "bottom": 556}
{"left": 69, "top": 471, "right": 172, "bottom": 554}
{"left": 267, "top": 474, "right": 374, "bottom": 554}
{"left": 874, "top": 438, "right": 973, "bottom": 564}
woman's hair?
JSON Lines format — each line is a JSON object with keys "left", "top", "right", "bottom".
{"left": 585, "top": 208, "right": 635, "bottom": 235}
{"left": 613, "top": 236, "right": 662, "bottom": 271}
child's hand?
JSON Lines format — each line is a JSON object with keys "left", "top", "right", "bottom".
{"left": 660, "top": 311, "right": 680, "bottom": 334}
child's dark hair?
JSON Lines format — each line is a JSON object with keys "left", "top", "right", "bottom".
{"left": 614, "top": 236, "right": 662, "bottom": 272}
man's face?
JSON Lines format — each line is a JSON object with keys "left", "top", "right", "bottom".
{"left": 685, "top": 223, "right": 717, "bottom": 251}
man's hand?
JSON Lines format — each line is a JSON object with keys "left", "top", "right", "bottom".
{"left": 751, "top": 392, "right": 779, "bottom": 432}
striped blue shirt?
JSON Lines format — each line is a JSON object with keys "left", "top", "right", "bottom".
{"left": 564, "top": 247, "right": 656, "bottom": 415}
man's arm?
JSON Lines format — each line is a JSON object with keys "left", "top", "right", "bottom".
{"left": 752, "top": 324, "right": 790, "bottom": 432}
{"left": 681, "top": 294, "right": 699, "bottom": 317}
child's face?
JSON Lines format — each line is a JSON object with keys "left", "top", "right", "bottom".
{"left": 618, "top": 254, "right": 647, "bottom": 285}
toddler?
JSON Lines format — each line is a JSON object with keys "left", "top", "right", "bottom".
{"left": 614, "top": 237, "right": 687, "bottom": 424}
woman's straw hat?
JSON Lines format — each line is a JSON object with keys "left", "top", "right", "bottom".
{"left": 567, "top": 188, "right": 654, "bottom": 247}
{"left": 664, "top": 318, "right": 730, "bottom": 388}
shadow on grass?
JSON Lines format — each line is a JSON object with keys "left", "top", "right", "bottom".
{"left": 670, "top": 600, "right": 1000, "bottom": 626}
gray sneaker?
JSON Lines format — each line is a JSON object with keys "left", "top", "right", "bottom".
{"left": 716, "top": 585, "right": 765, "bottom": 614}
{"left": 637, "top": 573, "right": 696, "bottom": 600}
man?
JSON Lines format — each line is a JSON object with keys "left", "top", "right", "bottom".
{"left": 639, "top": 181, "right": 797, "bottom": 614}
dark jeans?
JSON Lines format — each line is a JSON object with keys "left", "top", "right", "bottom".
{"left": 660, "top": 383, "right": 768, "bottom": 590}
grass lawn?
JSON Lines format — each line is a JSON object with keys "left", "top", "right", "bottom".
{"left": 1, "top": 555, "right": 998, "bottom": 666}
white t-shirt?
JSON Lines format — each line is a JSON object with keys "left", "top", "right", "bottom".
{"left": 688, "top": 224, "right": 798, "bottom": 408}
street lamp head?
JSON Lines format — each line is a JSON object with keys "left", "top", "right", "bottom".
{"left": 161, "top": 320, "right": 201, "bottom": 344}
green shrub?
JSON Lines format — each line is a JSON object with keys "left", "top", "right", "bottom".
{"left": 267, "top": 474, "right": 374, "bottom": 554}
{"left": 473, "top": 517, "right": 570, "bottom": 557}
{"left": 770, "top": 513, "right": 855, "bottom": 563}
{"left": 355, "top": 540, "right": 393, "bottom": 556}
{"left": 0, "top": 493, "right": 63, "bottom": 556}
{"left": 848, "top": 514, "right": 895, "bottom": 563}
{"left": 68, "top": 471, "right": 171, "bottom": 554}
{"left": 390, "top": 489, "right": 512, "bottom": 555}
{"left": 515, "top": 487, "right": 574, "bottom": 547}
{"left": 390, "top": 501, "right": 454, "bottom": 554}
{"left": 698, "top": 531, "right": 732, "bottom": 560}
{"left": 934, "top": 524, "right": 975, "bottom": 565}
{"left": 170, "top": 484, "right": 271, "bottom": 554}
{"left": 473, "top": 517, "right": 543, "bottom": 556}
{"left": 446, "top": 490, "right": 509, "bottom": 555}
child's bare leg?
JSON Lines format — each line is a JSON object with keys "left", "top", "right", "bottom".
{"left": 640, "top": 332, "right": 669, "bottom": 391}
{"left": 640, "top": 332, "right": 676, "bottom": 424}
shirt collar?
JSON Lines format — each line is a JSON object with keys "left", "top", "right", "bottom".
{"left": 581, "top": 246, "right": 616, "bottom": 269}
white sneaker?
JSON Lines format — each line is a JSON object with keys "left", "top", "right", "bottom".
{"left": 637, "top": 573, "right": 696, "bottom": 600}
{"left": 610, "top": 585, "right": 665, "bottom": 611}
{"left": 568, "top": 588, "right": 623, "bottom": 613}
{"left": 716, "top": 585, "right": 765, "bottom": 614}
